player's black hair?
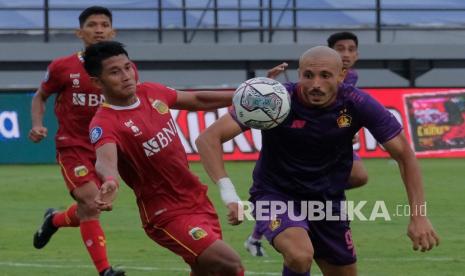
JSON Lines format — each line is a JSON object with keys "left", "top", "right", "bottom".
{"left": 79, "top": 6, "right": 113, "bottom": 27}
{"left": 84, "top": 41, "right": 129, "bottom": 77}
{"left": 327, "top": 32, "right": 358, "bottom": 48}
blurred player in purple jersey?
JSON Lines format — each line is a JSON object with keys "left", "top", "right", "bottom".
{"left": 245, "top": 32, "right": 367, "bottom": 257}
{"left": 197, "top": 46, "right": 439, "bottom": 276}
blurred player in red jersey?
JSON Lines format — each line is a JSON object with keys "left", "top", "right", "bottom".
{"left": 85, "top": 41, "right": 244, "bottom": 276}
{"left": 29, "top": 6, "right": 129, "bottom": 276}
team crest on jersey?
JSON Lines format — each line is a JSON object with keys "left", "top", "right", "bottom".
{"left": 189, "top": 227, "right": 208, "bottom": 240}
{"left": 337, "top": 109, "right": 352, "bottom": 128}
{"left": 124, "top": 119, "right": 142, "bottom": 136}
{"left": 150, "top": 99, "right": 169, "bottom": 114}
{"left": 90, "top": 127, "right": 103, "bottom": 144}
{"left": 74, "top": 165, "right": 88, "bottom": 177}
{"left": 269, "top": 218, "right": 281, "bottom": 231}
{"left": 72, "top": 78, "right": 80, "bottom": 88}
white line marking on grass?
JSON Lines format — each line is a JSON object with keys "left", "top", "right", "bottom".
{"left": 0, "top": 262, "right": 282, "bottom": 275}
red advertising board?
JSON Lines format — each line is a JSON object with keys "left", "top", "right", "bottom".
{"left": 175, "top": 88, "right": 465, "bottom": 160}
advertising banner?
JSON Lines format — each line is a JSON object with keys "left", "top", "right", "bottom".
{"left": 0, "top": 92, "right": 57, "bottom": 164}
{"left": 1, "top": 88, "right": 464, "bottom": 164}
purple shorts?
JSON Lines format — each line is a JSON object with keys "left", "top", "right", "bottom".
{"left": 252, "top": 192, "right": 356, "bottom": 266}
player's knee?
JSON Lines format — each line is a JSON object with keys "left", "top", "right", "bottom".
{"left": 284, "top": 250, "right": 313, "bottom": 273}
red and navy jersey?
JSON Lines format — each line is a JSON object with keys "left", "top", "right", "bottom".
{"left": 41, "top": 52, "right": 139, "bottom": 150}
{"left": 89, "top": 82, "right": 209, "bottom": 226}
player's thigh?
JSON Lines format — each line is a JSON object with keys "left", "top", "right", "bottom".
{"left": 145, "top": 211, "right": 223, "bottom": 265}
{"left": 310, "top": 219, "right": 357, "bottom": 267}
{"left": 56, "top": 146, "right": 100, "bottom": 193}
{"left": 315, "top": 258, "right": 357, "bottom": 276}
{"left": 273, "top": 226, "right": 314, "bottom": 258}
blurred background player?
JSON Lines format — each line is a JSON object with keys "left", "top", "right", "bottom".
{"left": 197, "top": 46, "right": 439, "bottom": 276}
{"left": 85, "top": 41, "right": 244, "bottom": 276}
{"left": 29, "top": 6, "right": 130, "bottom": 276}
{"left": 244, "top": 32, "right": 367, "bottom": 257}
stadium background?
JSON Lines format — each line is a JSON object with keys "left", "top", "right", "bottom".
{"left": 0, "top": 1, "right": 464, "bottom": 275}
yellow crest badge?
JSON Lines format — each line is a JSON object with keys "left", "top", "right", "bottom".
{"left": 337, "top": 109, "right": 352, "bottom": 128}
{"left": 74, "top": 165, "right": 88, "bottom": 177}
{"left": 151, "top": 99, "right": 169, "bottom": 114}
{"left": 189, "top": 227, "right": 208, "bottom": 240}
{"left": 269, "top": 218, "right": 281, "bottom": 231}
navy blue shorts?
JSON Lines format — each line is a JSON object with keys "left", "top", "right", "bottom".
{"left": 251, "top": 192, "right": 356, "bottom": 266}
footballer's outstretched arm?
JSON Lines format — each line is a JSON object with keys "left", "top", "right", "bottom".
{"left": 94, "top": 143, "right": 120, "bottom": 211}
{"left": 29, "top": 87, "right": 51, "bottom": 142}
{"left": 196, "top": 113, "right": 244, "bottom": 225}
{"left": 172, "top": 90, "right": 234, "bottom": 111}
{"left": 383, "top": 131, "right": 440, "bottom": 252}
{"left": 196, "top": 113, "right": 243, "bottom": 182}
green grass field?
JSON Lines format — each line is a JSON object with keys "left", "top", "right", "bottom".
{"left": 0, "top": 159, "right": 464, "bottom": 276}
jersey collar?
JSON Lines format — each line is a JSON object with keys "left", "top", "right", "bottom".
{"left": 102, "top": 97, "right": 141, "bottom": 110}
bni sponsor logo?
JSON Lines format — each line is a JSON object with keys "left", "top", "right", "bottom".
{"left": 0, "top": 111, "right": 20, "bottom": 140}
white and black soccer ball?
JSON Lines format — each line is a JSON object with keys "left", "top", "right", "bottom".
{"left": 233, "top": 77, "right": 291, "bottom": 130}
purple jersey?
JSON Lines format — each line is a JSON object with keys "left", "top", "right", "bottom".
{"left": 343, "top": 68, "right": 358, "bottom": 87}
{"left": 234, "top": 82, "right": 402, "bottom": 198}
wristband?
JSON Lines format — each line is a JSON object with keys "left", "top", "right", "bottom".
{"left": 104, "top": 175, "right": 119, "bottom": 188}
{"left": 216, "top": 177, "right": 241, "bottom": 205}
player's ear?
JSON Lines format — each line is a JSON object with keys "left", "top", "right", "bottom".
{"left": 109, "top": 29, "right": 116, "bottom": 40}
{"left": 90, "top": 76, "right": 103, "bottom": 90}
{"left": 75, "top": 29, "right": 83, "bottom": 40}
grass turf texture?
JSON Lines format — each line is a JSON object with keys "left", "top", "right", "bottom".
{"left": 0, "top": 159, "right": 463, "bottom": 275}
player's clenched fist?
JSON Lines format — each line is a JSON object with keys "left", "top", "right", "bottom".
{"left": 407, "top": 216, "right": 440, "bottom": 252}
{"left": 29, "top": 126, "right": 48, "bottom": 142}
{"left": 95, "top": 180, "right": 118, "bottom": 211}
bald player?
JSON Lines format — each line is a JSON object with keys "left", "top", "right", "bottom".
{"left": 196, "top": 46, "right": 439, "bottom": 276}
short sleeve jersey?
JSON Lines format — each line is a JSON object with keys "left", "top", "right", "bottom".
{"left": 231, "top": 82, "right": 402, "bottom": 198}
{"left": 89, "top": 82, "right": 209, "bottom": 226}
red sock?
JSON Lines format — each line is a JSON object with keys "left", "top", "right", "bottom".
{"left": 80, "top": 219, "right": 110, "bottom": 273}
{"left": 52, "top": 204, "right": 80, "bottom": 227}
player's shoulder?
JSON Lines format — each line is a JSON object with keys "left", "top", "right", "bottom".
{"left": 283, "top": 82, "right": 298, "bottom": 96}
{"left": 138, "top": 82, "right": 176, "bottom": 96}
{"left": 48, "top": 53, "right": 80, "bottom": 70}
{"left": 92, "top": 106, "right": 115, "bottom": 124}
{"left": 340, "top": 84, "right": 370, "bottom": 104}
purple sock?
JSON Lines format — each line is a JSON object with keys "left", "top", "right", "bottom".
{"left": 282, "top": 265, "right": 310, "bottom": 276}
{"left": 251, "top": 224, "right": 263, "bottom": 240}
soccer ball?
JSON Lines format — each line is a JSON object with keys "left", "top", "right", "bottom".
{"left": 232, "top": 77, "right": 291, "bottom": 130}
